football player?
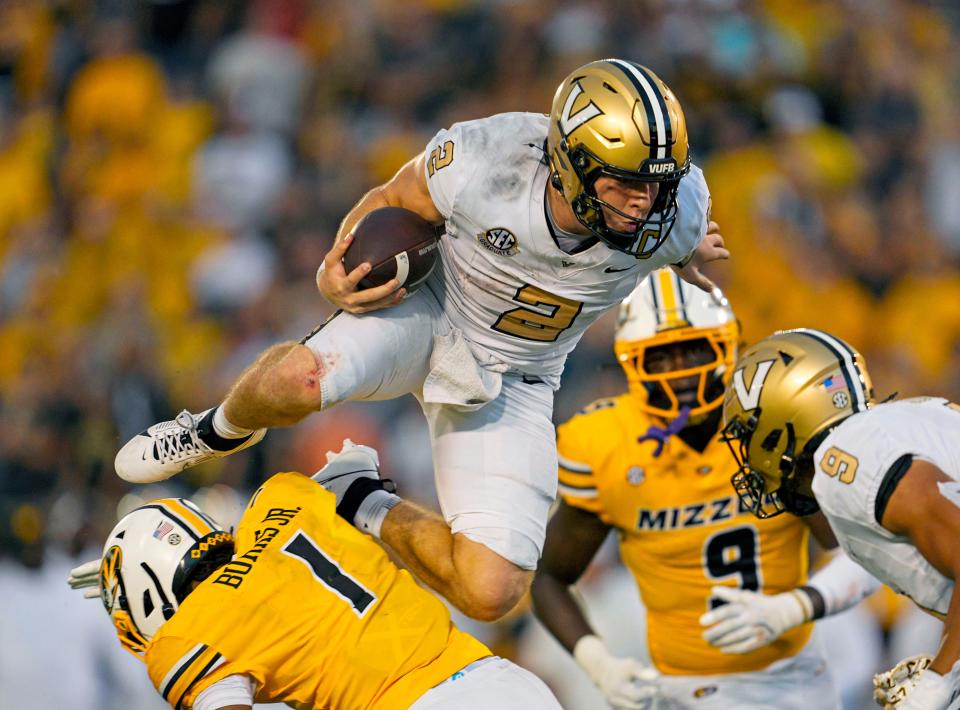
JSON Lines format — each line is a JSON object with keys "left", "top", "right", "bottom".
{"left": 722, "top": 328, "right": 960, "bottom": 710}
{"left": 114, "top": 59, "right": 728, "bottom": 622}
{"left": 530, "top": 270, "right": 878, "bottom": 709}
{"left": 68, "top": 442, "right": 562, "bottom": 710}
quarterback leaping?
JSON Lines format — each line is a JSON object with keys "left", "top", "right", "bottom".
{"left": 114, "top": 59, "right": 728, "bottom": 622}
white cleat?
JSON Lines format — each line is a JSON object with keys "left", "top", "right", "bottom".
{"left": 311, "top": 439, "right": 383, "bottom": 503}
{"left": 114, "top": 409, "right": 266, "bottom": 483}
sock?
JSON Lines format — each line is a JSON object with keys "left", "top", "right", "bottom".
{"left": 197, "top": 407, "right": 254, "bottom": 451}
{"left": 213, "top": 406, "right": 254, "bottom": 438}
{"left": 354, "top": 490, "right": 401, "bottom": 539}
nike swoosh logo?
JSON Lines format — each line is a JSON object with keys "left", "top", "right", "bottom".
{"left": 604, "top": 265, "right": 635, "bottom": 273}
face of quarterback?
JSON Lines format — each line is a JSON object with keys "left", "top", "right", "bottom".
{"left": 643, "top": 338, "right": 715, "bottom": 407}
{"left": 593, "top": 176, "right": 661, "bottom": 234}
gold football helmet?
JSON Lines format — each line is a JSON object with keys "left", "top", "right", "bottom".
{"left": 616, "top": 268, "right": 738, "bottom": 421}
{"left": 547, "top": 59, "right": 691, "bottom": 258}
{"left": 722, "top": 329, "right": 874, "bottom": 518}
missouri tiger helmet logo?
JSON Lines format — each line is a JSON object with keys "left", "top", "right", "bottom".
{"left": 100, "top": 545, "right": 124, "bottom": 614}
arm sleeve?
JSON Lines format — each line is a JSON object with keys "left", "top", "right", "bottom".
{"left": 669, "top": 163, "right": 710, "bottom": 264}
{"left": 423, "top": 122, "right": 472, "bottom": 220}
{"left": 556, "top": 405, "right": 614, "bottom": 516}
{"left": 802, "top": 552, "right": 882, "bottom": 619}
{"left": 191, "top": 674, "right": 256, "bottom": 710}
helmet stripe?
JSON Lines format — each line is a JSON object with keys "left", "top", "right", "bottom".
{"left": 180, "top": 498, "right": 221, "bottom": 532}
{"left": 648, "top": 275, "right": 661, "bottom": 326}
{"left": 632, "top": 63, "right": 674, "bottom": 157}
{"left": 139, "top": 504, "right": 200, "bottom": 542}
{"left": 794, "top": 329, "right": 868, "bottom": 412}
{"left": 139, "top": 500, "right": 214, "bottom": 542}
{"left": 606, "top": 59, "right": 670, "bottom": 160}
{"left": 165, "top": 499, "right": 216, "bottom": 538}
{"left": 652, "top": 270, "right": 689, "bottom": 328}
{"left": 672, "top": 269, "right": 690, "bottom": 324}
{"left": 656, "top": 270, "right": 680, "bottom": 328}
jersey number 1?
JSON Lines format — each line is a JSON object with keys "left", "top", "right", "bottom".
{"left": 282, "top": 531, "right": 377, "bottom": 617}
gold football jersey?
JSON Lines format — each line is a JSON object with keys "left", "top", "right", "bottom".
{"left": 145, "top": 472, "right": 489, "bottom": 709}
{"left": 558, "top": 394, "right": 812, "bottom": 675}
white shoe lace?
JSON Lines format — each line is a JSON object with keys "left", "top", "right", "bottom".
{"left": 153, "top": 410, "right": 211, "bottom": 464}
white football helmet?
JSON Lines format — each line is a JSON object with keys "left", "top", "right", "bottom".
{"left": 616, "top": 268, "right": 738, "bottom": 420}
{"left": 98, "top": 498, "right": 233, "bottom": 654}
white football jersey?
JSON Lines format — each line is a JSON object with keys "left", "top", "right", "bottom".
{"left": 812, "top": 397, "right": 960, "bottom": 614}
{"left": 423, "top": 112, "right": 709, "bottom": 384}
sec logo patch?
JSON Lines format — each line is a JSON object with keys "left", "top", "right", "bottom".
{"left": 477, "top": 227, "right": 519, "bottom": 256}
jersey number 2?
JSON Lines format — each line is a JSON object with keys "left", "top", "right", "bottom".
{"left": 282, "top": 531, "right": 377, "bottom": 617}
{"left": 703, "top": 525, "right": 761, "bottom": 609}
{"left": 492, "top": 284, "right": 584, "bottom": 342}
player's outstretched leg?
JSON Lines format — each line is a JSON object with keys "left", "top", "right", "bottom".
{"left": 115, "top": 341, "right": 321, "bottom": 483}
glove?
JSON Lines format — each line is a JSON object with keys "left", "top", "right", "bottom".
{"left": 699, "top": 585, "right": 810, "bottom": 654}
{"left": 67, "top": 559, "right": 102, "bottom": 599}
{"left": 312, "top": 439, "right": 398, "bottom": 537}
{"left": 873, "top": 656, "right": 957, "bottom": 710}
{"left": 573, "top": 635, "right": 659, "bottom": 710}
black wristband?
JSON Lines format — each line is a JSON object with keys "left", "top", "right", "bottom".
{"left": 798, "top": 585, "right": 827, "bottom": 620}
{"left": 336, "top": 478, "right": 397, "bottom": 523}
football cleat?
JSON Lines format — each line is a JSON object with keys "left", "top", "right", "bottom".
{"left": 312, "top": 439, "right": 396, "bottom": 523}
{"left": 312, "top": 439, "right": 383, "bottom": 502}
{"left": 115, "top": 409, "right": 265, "bottom": 483}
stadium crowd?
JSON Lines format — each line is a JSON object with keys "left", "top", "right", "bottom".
{"left": 0, "top": 1, "right": 957, "bottom": 708}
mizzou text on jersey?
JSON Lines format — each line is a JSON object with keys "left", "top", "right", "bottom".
{"left": 557, "top": 394, "right": 812, "bottom": 675}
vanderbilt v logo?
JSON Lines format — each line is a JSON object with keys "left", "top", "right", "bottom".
{"left": 559, "top": 82, "right": 602, "bottom": 135}
{"left": 732, "top": 360, "right": 775, "bottom": 410}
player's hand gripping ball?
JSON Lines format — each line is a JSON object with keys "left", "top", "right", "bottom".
{"left": 343, "top": 207, "right": 440, "bottom": 294}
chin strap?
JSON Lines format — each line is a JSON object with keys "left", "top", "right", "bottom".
{"left": 638, "top": 406, "right": 691, "bottom": 458}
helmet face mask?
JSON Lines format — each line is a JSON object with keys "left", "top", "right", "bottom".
{"left": 548, "top": 59, "right": 691, "bottom": 258}
{"left": 98, "top": 499, "right": 234, "bottom": 655}
{"left": 616, "top": 269, "right": 738, "bottom": 422}
{"left": 722, "top": 329, "right": 874, "bottom": 519}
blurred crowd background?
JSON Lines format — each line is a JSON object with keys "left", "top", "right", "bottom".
{"left": 0, "top": 0, "right": 957, "bottom": 708}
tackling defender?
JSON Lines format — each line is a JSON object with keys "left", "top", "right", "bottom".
{"left": 722, "top": 328, "right": 960, "bottom": 710}
{"left": 531, "top": 271, "right": 878, "bottom": 709}
{"left": 68, "top": 444, "right": 562, "bottom": 710}
{"left": 114, "top": 59, "right": 728, "bottom": 621}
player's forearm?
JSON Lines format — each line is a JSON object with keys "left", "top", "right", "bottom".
{"left": 931, "top": 580, "right": 960, "bottom": 674}
{"left": 530, "top": 572, "right": 595, "bottom": 653}
{"left": 335, "top": 186, "right": 391, "bottom": 244}
{"left": 799, "top": 551, "right": 881, "bottom": 620}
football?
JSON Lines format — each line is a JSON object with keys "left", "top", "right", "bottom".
{"left": 344, "top": 207, "right": 441, "bottom": 293}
